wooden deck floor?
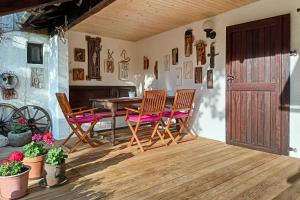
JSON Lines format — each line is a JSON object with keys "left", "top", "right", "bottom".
{"left": 2, "top": 133, "right": 300, "bottom": 200}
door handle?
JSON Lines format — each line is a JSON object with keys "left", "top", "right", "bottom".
{"left": 227, "top": 75, "right": 235, "bottom": 81}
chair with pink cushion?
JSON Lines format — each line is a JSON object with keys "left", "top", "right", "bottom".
{"left": 162, "top": 89, "right": 197, "bottom": 144}
{"left": 125, "top": 90, "right": 167, "bottom": 152}
{"left": 56, "top": 93, "right": 102, "bottom": 153}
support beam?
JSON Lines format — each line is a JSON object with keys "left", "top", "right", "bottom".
{"left": 0, "top": 0, "right": 72, "bottom": 16}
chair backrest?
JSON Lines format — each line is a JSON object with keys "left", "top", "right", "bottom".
{"left": 140, "top": 90, "right": 167, "bottom": 115}
{"left": 172, "top": 89, "right": 196, "bottom": 112}
{"left": 56, "top": 93, "right": 72, "bottom": 117}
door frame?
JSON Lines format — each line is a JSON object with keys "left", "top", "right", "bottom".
{"left": 225, "top": 14, "right": 290, "bottom": 155}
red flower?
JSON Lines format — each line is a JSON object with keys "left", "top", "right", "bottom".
{"left": 1, "top": 159, "right": 8, "bottom": 165}
{"left": 8, "top": 151, "right": 24, "bottom": 162}
{"left": 43, "top": 132, "right": 52, "bottom": 141}
{"left": 18, "top": 118, "right": 26, "bottom": 124}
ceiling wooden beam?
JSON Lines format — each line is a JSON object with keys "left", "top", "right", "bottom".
{"left": 68, "top": 0, "right": 116, "bottom": 29}
{"left": 0, "top": 0, "right": 72, "bottom": 16}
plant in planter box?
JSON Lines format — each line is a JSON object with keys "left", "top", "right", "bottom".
{"left": 8, "top": 117, "right": 32, "bottom": 147}
{"left": 23, "top": 132, "right": 54, "bottom": 179}
{"left": 0, "top": 151, "right": 30, "bottom": 199}
{"left": 44, "top": 147, "right": 68, "bottom": 187}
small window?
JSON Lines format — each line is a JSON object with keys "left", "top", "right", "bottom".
{"left": 27, "top": 43, "right": 43, "bottom": 64}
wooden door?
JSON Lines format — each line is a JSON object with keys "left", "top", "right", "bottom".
{"left": 226, "top": 14, "right": 290, "bottom": 155}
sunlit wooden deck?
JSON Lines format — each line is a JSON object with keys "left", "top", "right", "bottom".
{"left": 2, "top": 130, "right": 300, "bottom": 200}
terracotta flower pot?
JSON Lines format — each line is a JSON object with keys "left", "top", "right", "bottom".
{"left": 8, "top": 130, "right": 32, "bottom": 147}
{"left": 23, "top": 155, "right": 45, "bottom": 179}
{"left": 0, "top": 166, "right": 30, "bottom": 200}
{"left": 44, "top": 163, "right": 66, "bottom": 187}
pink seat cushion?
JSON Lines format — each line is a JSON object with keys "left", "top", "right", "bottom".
{"left": 128, "top": 114, "right": 161, "bottom": 123}
{"left": 68, "top": 113, "right": 102, "bottom": 124}
{"left": 162, "top": 111, "right": 189, "bottom": 119}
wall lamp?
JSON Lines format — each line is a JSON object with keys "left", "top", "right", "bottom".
{"left": 202, "top": 20, "right": 216, "bottom": 39}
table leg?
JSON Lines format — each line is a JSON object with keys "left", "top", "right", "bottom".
{"left": 111, "top": 108, "right": 116, "bottom": 145}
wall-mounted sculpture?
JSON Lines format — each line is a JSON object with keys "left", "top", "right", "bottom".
{"left": 207, "top": 69, "right": 213, "bottom": 89}
{"left": 31, "top": 67, "right": 45, "bottom": 89}
{"left": 154, "top": 61, "right": 158, "bottom": 80}
{"left": 73, "top": 68, "right": 85, "bottom": 80}
{"left": 74, "top": 48, "right": 85, "bottom": 62}
{"left": 207, "top": 42, "right": 219, "bottom": 69}
{"left": 0, "top": 72, "right": 18, "bottom": 100}
{"left": 144, "top": 56, "right": 149, "bottom": 70}
{"left": 185, "top": 29, "right": 194, "bottom": 57}
{"left": 195, "top": 67, "right": 202, "bottom": 84}
{"left": 119, "top": 49, "right": 130, "bottom": 80}
{"left": 195, "top": 40, "right": 207, "bottom": 65}
{"left": 86, "top": 36, "right": 102, "bottom": 80}
{"left": 104, "top": 49, "right": 114, "bottom": 73}
{"left": 175, "top": 67, "right": 182, "bottom": 86}
{"left": 172, "top": 48, "right": 178, "bottom": 65}
{"left": 183, "top": 61, "right": 193, "bottom": 79}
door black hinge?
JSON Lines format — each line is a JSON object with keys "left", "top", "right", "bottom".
{"left": 289, "top": 147, "right": 297, "bottom": 152}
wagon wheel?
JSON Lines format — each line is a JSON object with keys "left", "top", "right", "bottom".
{"left": 0, "top": 103, "right": 17, "bottom": 136}
{"left": 11, "top": 105, "right": 52, "bottom": 135}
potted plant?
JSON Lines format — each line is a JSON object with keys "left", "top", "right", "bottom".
{"left": 8, "top": 117, "right": 32, "bottom": 147}
{"left": 0, "top": 151, "right": 30, "bottom": 199}
{"left": 22, "top": 133, "right": 54, "bottom": 179}
{"left": 44, "top": 147, "right": 68, "bottom": 187}
{"left": 128, "top": 88, "right": 136, "bottom": 98}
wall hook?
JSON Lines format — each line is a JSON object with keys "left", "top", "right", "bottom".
{"left": 290, "top": 50, "right": 298, "bottom": 56}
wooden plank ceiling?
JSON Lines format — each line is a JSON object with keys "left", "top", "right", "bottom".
{"left": 71, "top": 0, "right": 258, "bottom": 41}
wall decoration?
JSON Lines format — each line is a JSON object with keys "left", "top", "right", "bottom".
{"left": 207, "top": 42, "right": 219, "bottom": 69}
{"left": 74, "top": 48, "right": 85, "bottom": 62}
{"left": 31, "top": 67, "right": 45, "bottom": 88}
{"left": 86, "top": 36, "right": 102, "bottom": 80}
{"left": 207, "top": 69, "right": 213, "bottom": 89}
{"left": 118, "top": 49, "right": 130, "bottom": 80}
{"left": 0, "top": 72, "right": 18, "bottom": 100}
{"left": 154, "top": 61, "right": 158, "bottom": 80}
{"left": 104, "top": 49, "right": 114, "bottom": 73}
{"left": 195, "top": 40, "right": 207, "bottom": 65}
{"left": 163, "top": 55, "right": 170, "bottom": 71}
{"left": 185, "top": 29, "right": 194, "bottom": 57}
{"left": 175, "top": 67, "right": 182, "bottom": 86}
{"left": 73, "top": 68, "right": 85, "bottom": 80}
{"left": 143, "top": 56, "right": 149, "bottom": 70}
{"left": 172, "top": 48, "right": 178, "bottom": 65}
{"left": 195, "top": 67, "right": 202, "bottom": 84}
{"left": 27, "top": 43, "right": 43, "bottom": 64}
{"left": 183, "top": 61, "right": 193, "bottom": 79}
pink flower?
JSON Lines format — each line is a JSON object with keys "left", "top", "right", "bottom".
{"left": 8, "top": 151, "right": 24, "bottom": 162}
{"left": 17, "top": 118, "right": 26, "bottom": 124}
{"left": 43, "top": 132, "right": 55, "bottom": 145}
{"left": 32, "top": 133, "right": 42, "bottom": 141}
{"left": 1, "top": 159, "right": 8, "bottom": 165}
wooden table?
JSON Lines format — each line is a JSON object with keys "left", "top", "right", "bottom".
{"left": 90, "top": 96, "right": 174, "bottom": 145}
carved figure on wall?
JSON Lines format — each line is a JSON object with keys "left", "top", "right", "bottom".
{"left": 163, "top": 55, "right": 170, "bottom": 71}
{"left": 175, "top": 67, "right": 182, "bottom": 86}
{"left": 0, "top": 72, "right": 18, "bottom": 100}
{"left": 195, "top": 40, "right": 207, "bottom": 65}
{"left": 207, "top": 69, "right": 213, "bottom": 89}
{"left": 207, "top": 42, "right": 219, "bottom": 69}
{"left": 73, "top": 68, "right": 85, "bottom": 80}
{"left": 104, "top": 49, "right": 115, "bottom": 73}
{"left": 144, "top": 56, "right": 149, "bottom": 70}
{"left": 86, "top": 36, "right": 102, "bottom": 80}
{"left": 183, "top": 61, "right": 193, "bottom": 79}
{"left": 119, "top": 49, "right": 130, "bottom": 80}
{"left": 172, "top": 48, "right": 178, "bottom": 65}
{"left": 31, "top": 67, "right": 45, "bottom": 89}
{"left": 154, "top": 61, "right": 158, "bottom": 80}
{"left": 74, "top": 48, "right": 85, "bottom": 62}
{"left": 195, "top": 67, "right": 202, "bottom": 84}
{"left": 185, "top": 29, "right": 194, "bottom": 57}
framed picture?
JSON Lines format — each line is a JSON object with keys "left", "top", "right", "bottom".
{"left": 183, "top": 61, "right": 193, "bottom": 79}
{"left": 175, "top": 67, "right": 182, "bottom": 86}
{"left": 172, "top": 48, "right": 178, "bottom": 65}
{"left": 74, "top": 48, "right": 85, "bottom": 62}
{"left": 31, "top": 67, "right": 45, "bottom": 88}
{"left": 27, "top": 43, "right": 43, "bottom": 64}
{"left": 73, "top": 68, "right": 84, "bottom": 80}
{"left": 195, "top": 67, "right": 202, "bottom": 84}
{"left": 207, "top": 69, "right": 213, "bottom": 89}
{"left": 163, "top": 55, "right": 170, "bottom": 71}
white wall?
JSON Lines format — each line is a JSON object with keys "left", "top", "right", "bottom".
{"left": 136, "top": 0, "right": 300, "bottom": 157}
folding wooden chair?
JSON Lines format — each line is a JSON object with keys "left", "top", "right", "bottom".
{"left": 162, "top": 89, "right": 197, "bottom": 144}
{"left": 56, "top": 93, "right": 103, "bottom": 153}
{"left": 125, "top": 90, "right": 167, "bottom": 152}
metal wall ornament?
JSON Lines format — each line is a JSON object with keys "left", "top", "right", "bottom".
{"left": 172, "top": 48, "right": 178, "bottom": 65}
{"left": 143, "top": 56, "right": 149, "bottom": 70}
{"left": 86, "top": 36, "right": 102, "bottom": 81}
{"left": 104, "top": 49, "right": 115, "bottom": 73}
{"left": 0, "top": 72, "right": 18, "bottom": 100}
{"left": 118, "top": 49, "right": 130, "bottom": 80}
{"left": 183, "top": 61, "right": 193, "bottom": 79}
{"left": 163, "top": 55, "right": 170, "bottom": 71}
{"left": 175, "top": 67, "right": 182, "bottom": 86}
{"left": 74, "top": 48, "right": 85, "bottom": 62}
{"left": 195, "top": 40, "right": 207, "bottom": 65}
{"left": 73, "top": 68, "right": 85, "bottom": 80}
{"left": 31, "top": 67, "right": 45, "bottom": 89}
{"left": 207, "top": 69, "right": 213, "bottom": 89}
{"left": 208, "top": 42, "right": 219, "bottom": 69}
{"left": 154, "top": 61, "right": 158, "bottom": 80}
{"left": 195, "top": 67, "right": 202, "bottom": 84}
{"left": 185, "top": 29, "right": 194, "bottom": 57}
